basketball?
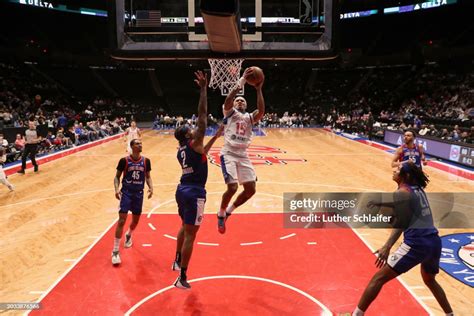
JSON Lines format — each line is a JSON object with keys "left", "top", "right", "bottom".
{"left": 245, "top": 66, "right": 264, "bottom": 86}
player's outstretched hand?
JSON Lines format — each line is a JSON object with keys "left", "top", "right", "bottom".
{"left": 148, "top": 189, "right": 153, "bottom": 199}
{"left": 194, "top": 70, "right": 208, "bottom": 89}
{"left": 374, "top": 246, "right": 390, "bottom": 269}
{"left": 215, "top": 124, "right": 224, "bottom": 137}
{"left": 115, "top": 191, "right": 122, "bottom": 200}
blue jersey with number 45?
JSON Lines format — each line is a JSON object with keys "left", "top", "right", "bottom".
{"left": 122, "top": 156, "right": 146, "bottom": 191}
{"left": 177, "top": 140, "right": 208, "bottom": 188}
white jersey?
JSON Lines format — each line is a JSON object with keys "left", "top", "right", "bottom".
{"left": 221, "top": 106, "right": 254, "bottom": 156}
{"left": 127, "top": 127, "right": 140, "bottom": 142}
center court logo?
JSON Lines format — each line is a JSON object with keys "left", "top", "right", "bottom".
{"left": 439, "top": 233, "right": 474, "bottom": 288}
{"left": 208, "top": 145, "right": 306, "bottom": 166}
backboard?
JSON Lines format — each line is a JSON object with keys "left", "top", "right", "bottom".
{"left": 108, "top": 0, "right": 338, "bottom": 61}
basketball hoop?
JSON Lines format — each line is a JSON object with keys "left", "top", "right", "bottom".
{"left": 208, "top": 58, "right": 245, "bottom": 91}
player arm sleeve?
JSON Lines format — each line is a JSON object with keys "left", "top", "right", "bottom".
{"left": 116, "top": 158, "right": 126, "bottom": 172}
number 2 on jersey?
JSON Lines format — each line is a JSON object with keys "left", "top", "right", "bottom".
{"left": 180, "top": 150, "right": 188, "bottom": 168}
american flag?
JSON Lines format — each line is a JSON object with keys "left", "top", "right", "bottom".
{"left": 135, "top": 10, "right": 161, "bottom": 27}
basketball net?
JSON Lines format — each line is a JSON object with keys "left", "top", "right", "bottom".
{"left": 208, "top": 58, "right": 245, "bottom": 91}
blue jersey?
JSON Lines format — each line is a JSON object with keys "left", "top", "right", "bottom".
{"left": 177, "top": 140, "right": 208, "bottom": 187}
{"left": 118, "top": 156, "right": 149, "bottom": 192}
{"left": 399, "top": 144, "right": 422, "bottom": 168}
{"left": 401, "top": 184, "right": 438, "bottom": 244}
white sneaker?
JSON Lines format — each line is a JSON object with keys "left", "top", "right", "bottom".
{"left": 174, "top": 276, "right": 191, "bottom": 289}
{"left": 124, "top": 234, "right": 132, "bottom": 248}
{"left": 172, "top": 261, "right": 181, "bottom": 271}
{"left": 111, "top": 251, "right": 121, "bottom": 265}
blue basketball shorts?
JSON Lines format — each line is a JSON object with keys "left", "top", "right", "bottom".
{"left": 175, "top": 184, "right": 206, "bottom": 226}
{"left": 119, "top": 189, "right": 144, "bottom": 215}
{"left": 388, "top": 235, "right": 441, "bottom": 275}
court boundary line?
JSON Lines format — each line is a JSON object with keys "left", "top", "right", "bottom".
{"left": 124, "top": 275, "right": 332, "bottom": 316}
{"left": 25, "top": 218, "right": 118, "bottom": 316}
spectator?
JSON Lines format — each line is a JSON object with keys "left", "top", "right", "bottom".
{"left": 14, "top": 134, "right": 25, "bottom": 150}
{"left": 0, "top": 133, "right": 8, "bottom": 147}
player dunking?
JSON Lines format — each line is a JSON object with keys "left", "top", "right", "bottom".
{"left": 111, "top": 139, "right": 153, "bottom": 265}
{"left": 392, "top": 130, "right": 426, "bottom": 168}
{"left": 172, "top": 71, "right": 223, "bottom": 289}
{"left": 125, "top": 121, "right": 141, "bottom": 153}
{"left": 353, "top": 162, "right": 453, "bottom": 316}
{"left": 217, "top": 68, "right": 265, "bottom": 233}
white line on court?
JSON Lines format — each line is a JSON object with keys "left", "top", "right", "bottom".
{"left": 124, "top": 275, "right": 332, "bottom": 316}
{"left": 26, "top": 219, "right": 118, "bottom": 315}
{"left": 197, "top": 242, "right": 219, "bottom": 246}
{"left": 280, "top": 233, "right": 296, "bottom": 240}
{"left": 63, "top": 259, "right": 77, "bottom": 262}
{"left": 307, "top": 242, "right": 317, "bottom": 245}
{"left": 240, "top": 241, "right": 263, "bottom": 246}
{"left": 163, "top": 234, "right": 177, "bottom": 240}
{"left": 142, "top": 244, "right": 152, "bottom": 247}
{"left": 148, "top": 223, "right": 156, "bottom": 231}
{"left": 28, "top": 291, "right": 45, "bottom": 295}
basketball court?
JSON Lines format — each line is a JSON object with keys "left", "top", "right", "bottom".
{"left": 2, "top": 129, "right": 473, "bottom": 315}
{"left": 1, "top": 0, "right": 473, "bottom": 315}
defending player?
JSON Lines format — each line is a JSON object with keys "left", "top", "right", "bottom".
{"left": 353, "top": 162, "right": 453, "bottom": 316}
{"left": 172, "top": 71, "right": 223, "bottom": 289}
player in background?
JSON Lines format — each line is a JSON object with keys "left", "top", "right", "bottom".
{"left": 217, "top": 67, "right": 265, "bottom": 234}
{"left": 125, "top": 120, "right": 141, "bottom": 153}
{"left": 111, "top": 139, "right": 153, "bottom": 265}
{"left": 392, "top": 130, "right": 426, "bottom": 168}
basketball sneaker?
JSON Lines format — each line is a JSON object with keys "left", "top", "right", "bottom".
{"left": 124, "top": 234, "right": 132, "bottom": 248}
{"left": 34, "top": 165, "right": 38, "bottom": 172}
{"left": 217, "top": 215, "right": 226, "bottom": 234}
{"left": 217, "top": 212, "right": 232, "bottom": 234}
{"left": 172, "top": 261, "right": 181, "bottom": 271}
{"left": 174, "top": 276, "right": 191, "bottom": 289}
{"left": 111, "top": 251, "right": 121, "bottom": 265}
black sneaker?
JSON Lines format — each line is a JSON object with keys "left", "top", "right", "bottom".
{"left": 17, "top": 169, "right": 25, "bottom": 174}
{"left": 217, "top": 215, "right": 226, "bottom": 234}
{"left": 34, "top": 165, "right": 39, "bottom": 172}
{"left": 174, "top": 276, "right": 191, "bottom": 289}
